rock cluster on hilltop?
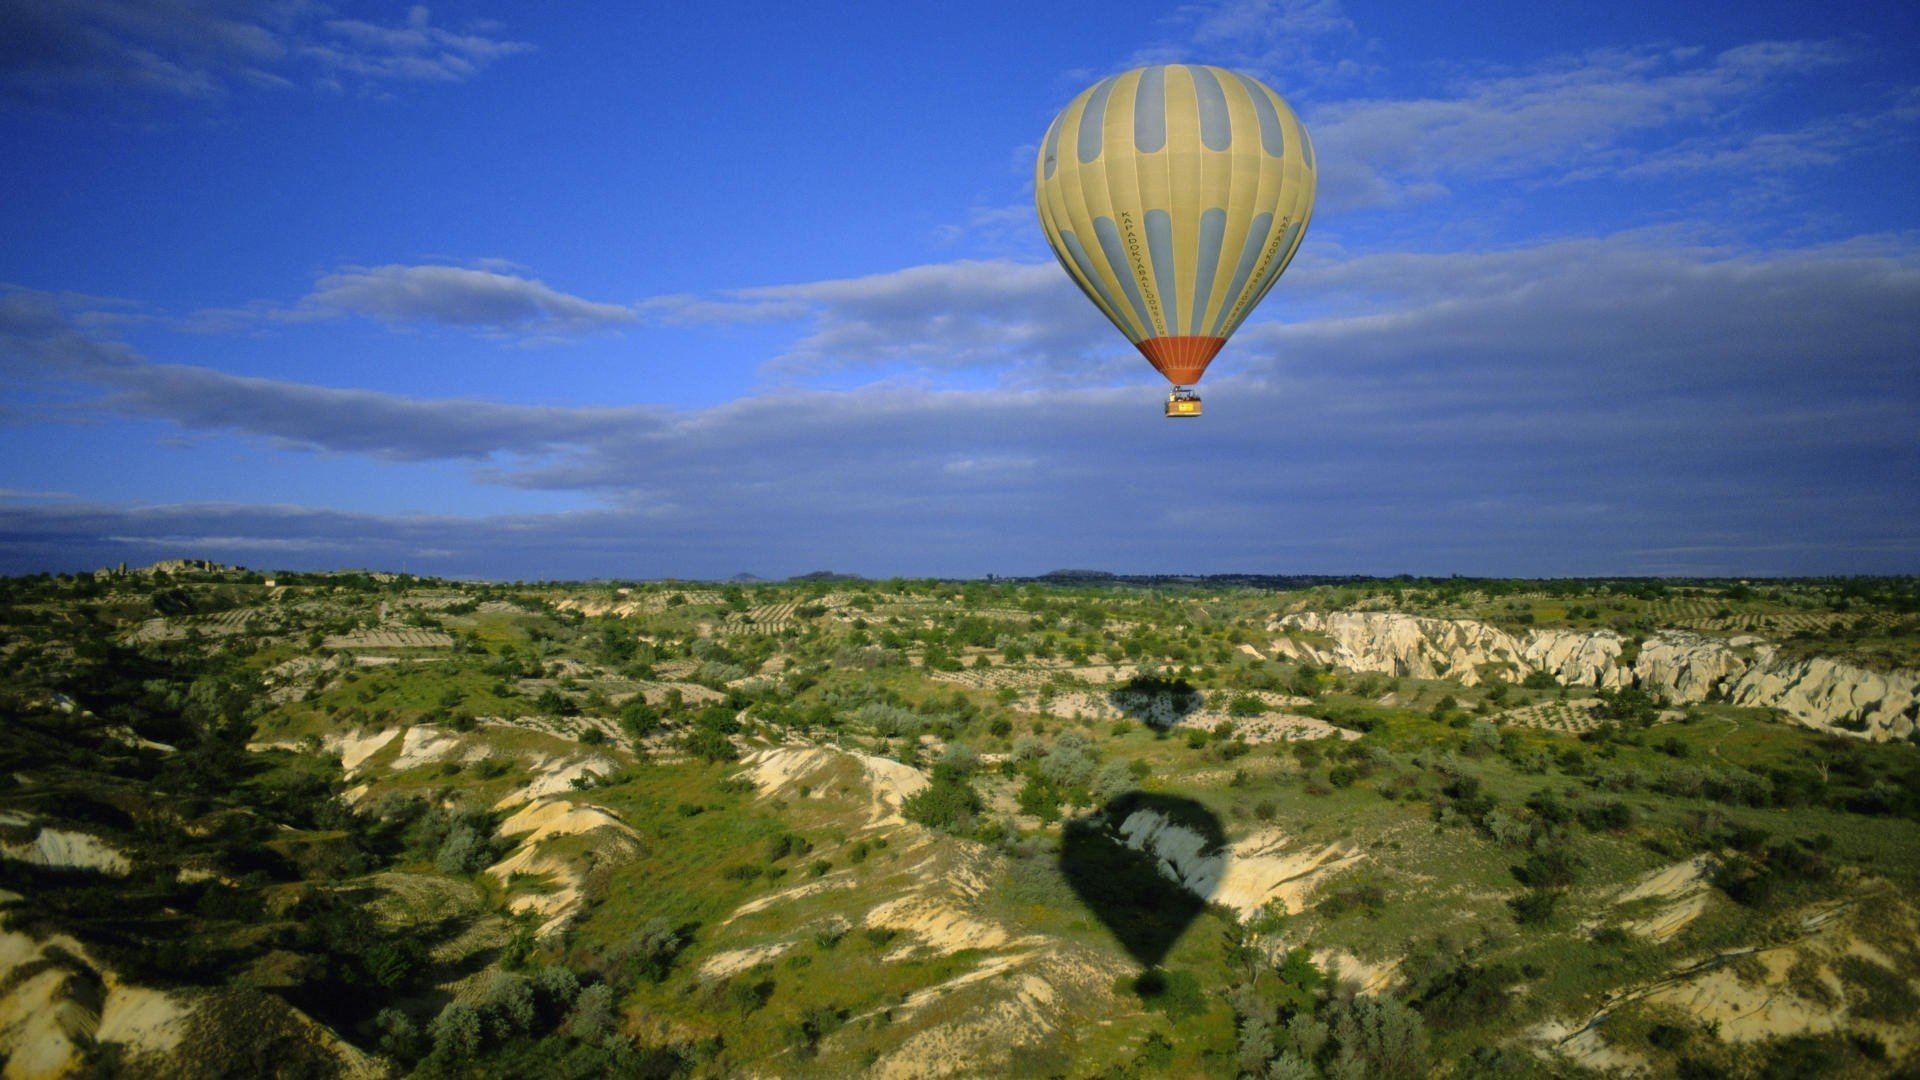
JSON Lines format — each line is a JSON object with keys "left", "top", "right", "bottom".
{"left": 1270, "top": 611, "right": 1918, "bottom": 741}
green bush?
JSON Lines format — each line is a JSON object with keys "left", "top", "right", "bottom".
{"left": 903, "top": 766, "right": 982, "bottom": 832}
{"left": 1228, "top": 694, "right": 1268, "bottom": 718}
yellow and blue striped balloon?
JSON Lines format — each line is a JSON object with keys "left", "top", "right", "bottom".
{"left": 1035, "top": 65, "right": 1316, "bottom": 386}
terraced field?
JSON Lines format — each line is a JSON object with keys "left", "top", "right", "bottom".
{"left": 322, "top": 627, "right": 455, "bottom": 649}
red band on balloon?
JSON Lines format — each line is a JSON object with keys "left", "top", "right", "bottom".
{"left": 1135, "top": 336, "right": 1227, "bottom": 385}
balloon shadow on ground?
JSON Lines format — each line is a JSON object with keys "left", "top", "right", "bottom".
{"left": 1059, "top": 792, "right": 1225, "bottom": 970}
{"left": 1106, "top": 674, "right": 1204, "bottom": 731}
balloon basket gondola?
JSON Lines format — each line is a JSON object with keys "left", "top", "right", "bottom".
{"left": 1164, "top": 388, "right": 1202, "bottom": 418}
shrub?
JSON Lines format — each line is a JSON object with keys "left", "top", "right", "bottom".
{"left": 619, "top": 698, "right": 661, "bottom": 739}
{"left": 765, "top": 833, "right": 813, "bottom": 861}
{"left": 1016, "top": 775, "right": 1063, "bottom": 822}
{"left": 429, "top": 1001, "right": 483, "bottom": 1059}
{"left": 903, "top": 768, "right": 982, "bottom": 832}
{"left": 1039, "top": 736, "right": 1097, "bottom": 789}
{"left": 1414, "top": 957, "right": 1520, "bottom": 1028}
{"left": 374, "top": 1007, "right": 422, "bottom": 1062}
{"left": 479, "top": 971, "right": 537, "bottom": 1039}
{"left": 533, "top": 965, "right": 581, "bottom": 1014}
{"left": 1513, "top": 847, "right": 1580, "bottom": 890}
{"left": 1510, "top": 887, "right": 1561, "bottom": 925}
{"left": 435, "top": 821, "right": 502, "bottom": 875}
{"left": 1092, "top": 759, "right": 1134, "bottom": 803}
{"left": 1578, "top": 799, "right": 1634, "bottom": 831}
{"left": 1228, "top": 693, "right": 1268, "bottom": 717}
{"left": 1331, "top": 996, "right": 1429, "bottom": 1079}
{"left": 727, "top": 975, "right": 774, "bottom": 1012}
{"left": 534, "top": 688, "right": 576, "bottom": 716}
{"left": 567, "top": 983, "right": 616, "bottom": 1042}
{"left": 681, "top": 706, "right": 741, "bottom": 762}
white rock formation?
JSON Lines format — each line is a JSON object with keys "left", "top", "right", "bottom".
{"left": 1727, "top": 657, "right": 1919, "bottom": 741}
{"left": 1523, "top": 629, "right": 1629, "bottom": 689}
{"left": 1631, "top": 632, "right": 1766, "bottom": 704}
{"left": 0, "top": 825, "right": 133, "bottom": 876}
{"left": 1270, "top": 612, "right": 1918, "bottom": 742}
{"left": 1115, "top": 811, "right": 1360, "bottom": 918}
{"left": 1274, "top": 612, "right": 1528, "bottom": 686}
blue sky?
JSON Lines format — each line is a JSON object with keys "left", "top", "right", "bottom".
{"left": 1, "top": 0, "right": 1916, "bottom": 579}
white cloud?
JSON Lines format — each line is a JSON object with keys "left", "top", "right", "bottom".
{"left": 1138, "top": 0, "right": 1375, "bottom": 89}
{"left": 303, "top": 5, "right": 531, "bottom": 89}
{"left": 1308, "top": 40, "right": 1860, "bottom": 209}
{"left": 304, "top": 264, "right": 636, "bottom": 337}
{"left": 6, "top": 228, "right": 1917, "bottom": 577}
{"left": 0, "top": 1, "right": 529, "bottom": 106}
{"left": 645, "top": 260, "right": 1126, "bottom": 380}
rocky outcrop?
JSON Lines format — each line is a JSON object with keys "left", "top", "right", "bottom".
{"left": 1522, "top": 629, "right": 1630, "bottom": 689}
{"left": 0, "top": 927, "right": 384, "bottom": 1078}
{"left": 1116, "top": 810, "right": 1361, "bottom": 918}
{"left": 1728, "top": 658, "right": 1919, "bottom": 741}
{"left": 1273, "top": 612, "right": 1528, "bottom": 686}
{"left": 0, "top": 816, "right": 133, "bottom": 876}
{"left": 1270, "top": 612, "right": 1918, "bottom": 742}
{"left": 1632, "top": 632, "right": 1769, "bottom": 704}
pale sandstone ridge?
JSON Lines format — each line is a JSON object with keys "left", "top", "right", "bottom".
{"left": 1274, "top": 612, "right": 1529, "bottom": 687}
{"left": 1312, "top": 948, "right": 1400, "bottom": 996}
{"left": 1522, "top": 628, "right": 1630, "bottom": 689}
{"left": 1728, "top": 657, "right": 1920, "bottom": 740}
{"left": 1116, "top": 811, "right": 1360, "bottom": 917}
{"left": 1270, "top": 612, "right": 1918, "bottom": 740}
{"left": 0, "top": 822, "right": 133, "bottom": 877}
{"left": 715, "top": 745, "right": 1125, "bottom": 1078}
{"left": 0, "top": 927, "right": 381, "bottom": 1079}
{"left": 1607, "top": 856, "right": 1716, "bottom": 941}
{"left": 1635, "top": 632, "right": 1768, "bottom": 703}
{"left": 740, "top": 745, "right": 929, "bottom": 829}
{"left": 1538, "top": 893, "right": 1920, "bottom": 1070}
{"left": 485, "top": 798, "right": 639, "bottom": 936}
{"left": 697, "top": 940, "right": 797, "bottom": 980}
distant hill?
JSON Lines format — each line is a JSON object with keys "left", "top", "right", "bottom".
{"left": 727, "top": 573, "right": 767, "bottom": 583}
{"left": 1039, "top": 569, "right": 1116, "bottom": 581}
{"left": 790, "top": 570, "right": 865, "bottom": 582}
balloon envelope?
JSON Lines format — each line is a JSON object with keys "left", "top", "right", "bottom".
{"left": 1035, "top": 65, "right": 1316, "bottom": 386}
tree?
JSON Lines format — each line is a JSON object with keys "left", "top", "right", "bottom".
{"left": 1228, "top": 693, "right": 1268, "bottom": 718}
{"left": 619, "top": 698, "right": 661, "bottom": 740}
{"left": 480, "top": 971, "right": 537, "bottom": 1040}
{"left": 373, "top": 1008, "right": 422, "bottom": 1063}
{"left": 430, "top": 1001, "right": 483, "bottom": 1059}
{"left": 1093, "top": 759, "right": 1134, "bottom": 803}
{"left": 681, "top": 705, "right": 741, "bottom": 762}
{"left": 1331, "top": 996, "right": 1429, "bottom": 1079}
{"left": 568, "top": 983, "right": 617, "bottom": 1042}
{"left": 903, "top": 765, "right": 982, "bottom": 832}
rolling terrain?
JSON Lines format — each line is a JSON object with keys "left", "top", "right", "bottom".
{"left": 1, "top": 568, "right": 1917, "bottom": 1077}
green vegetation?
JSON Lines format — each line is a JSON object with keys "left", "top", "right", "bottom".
{"left": 1, "top": 567, "right": 1917, "bottom": 1076}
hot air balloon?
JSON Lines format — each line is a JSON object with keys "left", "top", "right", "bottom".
{"left": 1035, "top": 65, "right": 1316, "bottom": 417}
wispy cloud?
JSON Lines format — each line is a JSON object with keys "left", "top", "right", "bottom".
{"left": 302, "top": 264, "right": 636, "bottom": 337}
{"left": 1309, "top": 40, "right": 1867, "bottom": 209}
{"left": 0, "top": 285, "right": 656, "bottom": 459}
{"left": 168, "top": 262, "right": 637, "bottom": 340}
{"left": 5, "top": 230, "right": 1916, "bottom": 577}
{"left": 644, "top": 260, "right": 1124, "bottom": 381}
{"left": 1134, "top": 0, "right": 1375, "bottom": 90}
{"left": 302, "top": 6, "right": 529, "bottom": 90}
{"left": 0, "top": 1, "right": 529, "bottom": 107}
